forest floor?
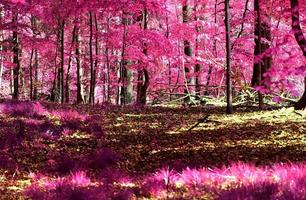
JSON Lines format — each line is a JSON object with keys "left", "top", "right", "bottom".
{"left": 0, "top": 102, "right": 305, "bottom": 199}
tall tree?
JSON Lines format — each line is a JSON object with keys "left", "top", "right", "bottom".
{"left": 89, "top": 11, "right": 96, "bottom": 104}
{"left": 290, "top": 0, "right": 306, "bottom": 109}
{"left": 0, "top": 7, "right": 3, "bottom": 90}
{"left": 12, "top": 13, "right": 20, "bottom": 100}
{"left": 253, "top": 0, "right": 264, "bottom": 109}
{"left": 252, "top": 0, "right": 272, "bottom": 88}
{"left": 183, "top": 2, "right": 193, "bottom": 103}
{"left": 136, "top": 9, "right": 150, "bottom": 105}
{"left": 59, "top": 19, "right": 65, "bottom": 103}
{"left": 225, "top": 0, "right": 233, "bottom": 114}
{"left": 194, "top": 2, "right": 201, "bottom": 99}
{"left": 75, "top": 22, "right": 84, "bottom": 104}
{"left": 65, "top": 24, "right": 77, "bottom": 103}
{"left": 117, "top": 12, "right": 133, "bottom": 105}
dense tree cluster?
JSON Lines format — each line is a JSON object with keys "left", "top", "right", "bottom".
{"left": 0, "top": 0, "right": 305, "bottom": 109}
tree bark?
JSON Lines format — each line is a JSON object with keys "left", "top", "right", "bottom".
{"left": 75, "top": 24, "right": 84, "bottom": 104}
{"left": 12, "top": 14, "right": 20, "bottom": 100}
{"left": 29, "top": 49, "right": 34, "bottom": 100}
{"left": 94, "top": 13, "right": 98, "bottom": 103}
{"left": 205, "top": 0, "right": 218, "bottom": 96}
{"left": 290, "top": 0, "right": 306, "bottom": 109}
{"left": 225, "top": 0, "right": 233, "bottom": 114}
{"left": 0, "top": 8, "right": 3, "bottom": 90}
{"left": 183, "top": 4, "right": 193, "bottom": 103}
{"left": 136, "top": 9, "right": 150, "bottom": 105}
{"left": 65, "top": 25, "right": 77, "bottom": 103}
{"left": 118, "top": 14, "right": 133, "bottom": 105}
{"left": 31, "top": 16, "right": 39, "bottom": 100}
{"left": 194, "top": 4, "right": 201, "bottom": 99}
{"left": 33, "top": 50, "right": 38, "bottom": 100}
{"left": 89, "top": 11, "right": 96, "bottom": 104}
{"left": 253, "top": 0, "right": 264, "bottom": 110}
{"left": 105, "top": 17, "right": 111, "bottom": 103}
{"left": 59, "top": 19, "right": 65, "bottom": 103}
{"left": 252, "top": 0, "right": 272, "bottom": 87}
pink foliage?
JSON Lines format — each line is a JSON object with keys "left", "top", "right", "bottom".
{"left": 0, "top": 101, "right": 48, "bottom": 118}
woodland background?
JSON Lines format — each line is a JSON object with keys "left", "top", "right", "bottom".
{"left": 0, "top": 0, "right": 305, "bottom": 110}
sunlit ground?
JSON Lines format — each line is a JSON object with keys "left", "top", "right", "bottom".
{"left": 0, "top": 102, "right": 305, "bottom": 199}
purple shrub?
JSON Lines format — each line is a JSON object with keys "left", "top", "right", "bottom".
{"left": 70, "top": 171, "right": 91, "bottom": 187}
{"left": 142, "top": 167, "right": 179, "bottom": 198}
{"left": 0, "top": 101, "right": 47, "bottom": 118}
{"left": 25, "top": 173, "right": 110, "bottom": 200}
{"left": 50, "top": 110, "right": 87, "bottom": 130}
{"left": 24, "top": 162, "right": 306, "bottom": 199}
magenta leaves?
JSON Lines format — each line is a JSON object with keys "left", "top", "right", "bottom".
{"left": 24, "top": 162, "right": 306, "bottom": 199}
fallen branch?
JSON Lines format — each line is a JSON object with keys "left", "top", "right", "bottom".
{"left": 187, "top": 116, "right": 220, "bottom": 131}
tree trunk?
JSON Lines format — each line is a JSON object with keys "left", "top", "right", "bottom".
{"left": 65, "top": 25, "right": 77, "bottom": 103}
{"left": 33, "top": 50, "right": 38, "bottom": 100}
{"left": 137, "top": 9, "right": 150, "bottom": 105}
{"left": 290, "top": 0, "right": 306, "bottom": 109}
{"left": 105, "top": 17, "right": 111, "bottom": 103}
{"left": 59, "top": 19, "right": 65, "bottom": 103}
{"left": 29, "top": 49, "right": 34, "bottom": 100}
{"left": 205, "top": 0, "right": 218, "bottom": 96}
{"left": 12, "top": 14, "right": 20, "bottom": 100}
{"left": 253, "top": 0, "right": 264, "bottom": 110}
{"left": 183, "top": 4, "right": 193, "bottom": 103}
{"left": 225, "top": 0, "right": 233, "bottom": 114}
{"left": 31, "top": 16, "right": 39, "bottom": 101}
{"left": 194, "top": 4, "right": 201, "bottom": 99}
{"left": 252, "top": 1, "right": 271, "bottom": 87}
{"left": 89, "top": 11, "right": 96, "bottom": 104}
{"left": 118, "top": 15, "right": 133, "bottom": 105}
{"left": 137, "top": 68, "right": 149, "bottom": 104}
{"left": 0, "top": 8, "right": 3, "bottom": 90}
{"left": 94, "top": 14, "right": 98, "bottom": 103}
{"left": 75, "top": 25, "right": 84, "bottom": 104}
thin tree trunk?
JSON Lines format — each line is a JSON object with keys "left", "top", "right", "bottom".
{"left": 12, "top": 14, "right": 20, "bottom": 100}
{"left": 50, "top": 25, "right": 60, "bottom": 102}
{"left": 290, "top": 0, "right": 306, "bottom": 109}
{"left": 65, "top": 25, "right": 77, "bottom": 103}
{"left": 105, "top": 17, "right": 111, "bottom": 103}
{"left": 194, "top": 3, "right": 201, "bottom": 99}
{"left": 225, "top": 0, "right": 233, "bottom": 114}
{"left": 205, "top": 0, "right": 218, "bottom": 96}
{"left": 94, "top": 13, "right": 98, "bottom": 103}
{"left": 29, "top": 49, "right": 34, "bottom": 100}
{"left": 59, "top": 19, "right": 65, "bottom": 103}
{"left": 117, "top": 17, "right": 127, "bottom": 105}
{"left": 253, "top": 0, "right": 264, "bottom": 110}
{"left": 0, "top": 8, "right": 3, "bottom": 90}
{"left": 33, "top": 50, "right": 38, "bottom": 100}
{"left": 252, "top": 0, "right": 272, "bottom": 87}
{"left": 165, "top": 15, "right": 172, "bottom": 101}
{"left": 75, "top": 25, "right": 84, "bottom": 104}
{"left": 183, "top": 4, "right": 193, "bottom": 103}
{"left": 31, "top": 15, "right": 39, "bottom": 100}
{"left": 118, "top": 14, "right": 133, "bottom": 105}
{"left": 89, "top": 11, "right": 95, "bottom": 104}
{"left": 137, "top": 9, "right": 150, "bottom": 105}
